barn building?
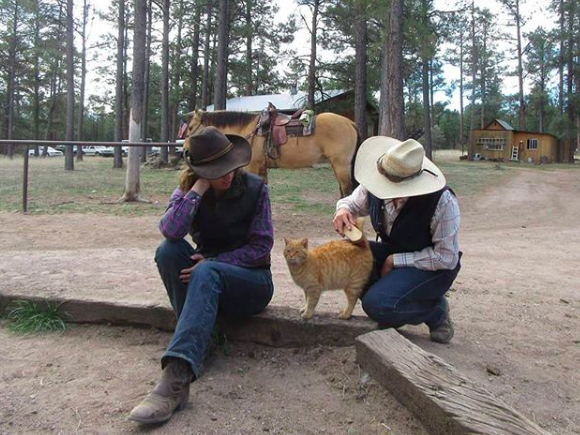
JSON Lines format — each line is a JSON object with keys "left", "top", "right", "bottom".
{"left": 469, "top": 119, "right": 568, "bottom": 163}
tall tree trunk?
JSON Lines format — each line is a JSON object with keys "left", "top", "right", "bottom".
{"left": 142, "top": 0, "right": 153, "bottom": 163}
{"left": 45, "top": 62, "right": 60, "bottom": 143}
{"left": 354, "top": 2, "right": 367, "bottom": 139}
{"left": 114, "top": 0, "right": 125, "bottom": 168}
{"left": 122, "top": 0, "right": 147, "bottom": 201}
{"left": 201, "top": 0, "right": 213, "bottom": 109}
{"left": 558, "top": 0, "right": 564, "bottom": 115}
{"left": 307, "top": 0, "right": 319, "bottom": 109}
{"left": 189, "top": 1, "right": 201, "bottom": 110}
{"left": 169, "top": 7, "right": 183, "bottom": 150}
{"left": 214, "top": 0, "right": 228, "bottom": 110}
{"left": 3, "top": 1, "right": 19, "bottom": 157}
{"left": 160, "top": 0, "right": 170, "bottom": 162}
{"left": 65, "top": 0, "right": 75, "bottom": 170}
{"left": 384, "top": 0, "right": 404, "bottom": 139}
{"left": 566, "top": 0, "right": 576, "bottom": 162}
{"left": 33, "top": 0, "right": 41, "bottom": 150}
{"left": 77, "top": 0, "right": 89, "bottom": 161}
{"left": 459, "top": 31, "right": 465, "bottom": 152}
{"left": 244, "top": 0, "right": 253, "bottom": 96}
{"left": 422, "top": 60, "right": 433, "bottom": 159}
{"left": 480, "top": 20, "right": 487, "bottom": 129}
{"left": 429, "top": 59, "right": 434, "bottom": 128}
{"left": 469, "top": 0, "right": 477, "bottom": 139}
{"left": 515, "top": 0, "right": 525, "bottom": 129}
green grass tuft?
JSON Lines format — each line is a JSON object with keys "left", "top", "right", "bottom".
{"left": 6, "top": 300, "right": 67, "bottom": 335}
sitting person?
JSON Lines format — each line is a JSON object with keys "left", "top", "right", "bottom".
{"left": 129, "top": 126, "right": 274, "bottom": 424}
{"left": 333, "top": 137, "right": 461, "bottom": 344}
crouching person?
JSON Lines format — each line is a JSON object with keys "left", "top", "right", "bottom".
{"left": 129, "top": 127, "right": 274, "bottom": 424}
{"left": 333, "top": 137, "right": 461, "bottom": 344}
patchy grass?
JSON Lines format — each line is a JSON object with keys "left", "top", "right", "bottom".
{"left": 1, "top": 153, "right": 563, "bottom": 216}
{"left": 0, "top": 156, "right": 177, "bottom": 216}
{"left": 5, "top": 300, "right": 67, "bottom": 335}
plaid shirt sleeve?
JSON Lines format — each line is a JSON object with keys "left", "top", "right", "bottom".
{"left": 335, "top": 185, "right": 370, "bottom": 217}
{"left": 392, "top": 190, "right": 461, "bottom": 271}
{"left": 158, "top": 187, "right": 202, "bottom": 240}
{"left": 213, "top": 183, "right": 274, "bottom": 268}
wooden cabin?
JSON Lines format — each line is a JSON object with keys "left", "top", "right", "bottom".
{"left": 469, "top": 119, "right": 566, "bottom": 163}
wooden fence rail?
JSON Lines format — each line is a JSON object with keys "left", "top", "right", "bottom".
{"left": 0, "top": 139, "right": 183, "bottom": 213}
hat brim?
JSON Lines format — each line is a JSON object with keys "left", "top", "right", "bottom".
{"left": 188, "top": 134, "right": 252, "bottom": 180}
{"left": 354, "top": 136, "right": 446, "bottom": 199}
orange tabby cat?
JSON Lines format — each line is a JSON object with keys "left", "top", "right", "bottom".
{"left": 283, "top": 221, "right": 373, "bottom": 320}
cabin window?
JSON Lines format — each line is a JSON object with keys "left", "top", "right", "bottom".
{"left": 477, "top": 137, "right": 505, "bottom": 150}
{"left": 527, "top": 138, "right": 538, "bottom": 150}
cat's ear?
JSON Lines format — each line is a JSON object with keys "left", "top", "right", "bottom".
{"left": 300, "top": 238, "right": 308, "bottom": 248}
{"left": 284, "top": 237, "right": 289, "bottom": 246}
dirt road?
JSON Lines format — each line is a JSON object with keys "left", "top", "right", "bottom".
{"left": 1, "top": 165, "right": 579, "bottom": 434}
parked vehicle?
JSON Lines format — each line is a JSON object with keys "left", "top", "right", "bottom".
{"left": 54, "top": 144, "right": 83, "bottom": 155}
{"left": 28, "top": 146, "right": 63, "bottom": 157}
{"left": 83, "top": 146, "right": 114, "bottom": 157}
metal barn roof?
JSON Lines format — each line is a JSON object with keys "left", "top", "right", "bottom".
{"left": 205, "top": 90, "right": 347, "bottom": 112}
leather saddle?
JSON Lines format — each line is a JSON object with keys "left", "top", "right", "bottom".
{"left": 257, "top": 103, "right": 314, "bottom": 148}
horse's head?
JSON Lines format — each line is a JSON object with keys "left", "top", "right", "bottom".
{"left": 183, "top": 110, "right": 206, "bottom": 152}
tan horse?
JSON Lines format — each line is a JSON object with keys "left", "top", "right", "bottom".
{"left": 184, "top": 110, "right": 360, "bottom": 196}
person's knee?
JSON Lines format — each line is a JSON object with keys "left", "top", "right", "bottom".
{"left": 155, "top": 239, "right": 188, "bottom": 265}
{"left": 361, "top": 291, "right": 395, "bottom": 322}
{"left": 190, "top": 261, "right": 223, "bottom": 282}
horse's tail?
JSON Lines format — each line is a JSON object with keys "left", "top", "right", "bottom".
{"left": 349, "top": 122, "right": 362, "bottom": 193}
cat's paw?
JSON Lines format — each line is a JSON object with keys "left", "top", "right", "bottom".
{"left": 338, "top": 311, "right": 352, "bottom": 320}
{"left": 301, "top": 311, "right": 314, "bottom": 320}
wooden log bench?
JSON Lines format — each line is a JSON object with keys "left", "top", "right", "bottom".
{"left": 356, "top": 329, "right": 550, "bottom": 435}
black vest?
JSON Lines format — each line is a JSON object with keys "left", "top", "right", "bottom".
{"left": 190, "top": 172, "right": 266, "bottom": 261}
{"left": 368, "top": 187, "right": 453, "bottom": 256}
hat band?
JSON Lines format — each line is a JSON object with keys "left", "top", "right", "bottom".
{"left": 376, "top": 156, "right": 438, "bottom": 183}
{"left": 193, "top": 142, "right": 233, "bottom": 164}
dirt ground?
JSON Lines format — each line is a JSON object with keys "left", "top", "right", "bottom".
{"left": 1, "top": 164, "right": 580, "bottom": 434}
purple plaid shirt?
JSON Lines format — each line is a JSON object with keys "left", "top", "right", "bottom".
{"left": 159, "top": 184, "right": 274, "bottom": 268}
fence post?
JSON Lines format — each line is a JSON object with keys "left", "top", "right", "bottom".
{"left": 23, "top": 145, "right": 29, "bottom": 213}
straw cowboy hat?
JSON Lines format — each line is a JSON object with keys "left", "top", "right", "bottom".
{"left": 184, "top": 126, "right": 251, "bottom": 179}
{"left": 354, "top": 136, "right": 446, "bottom": 199}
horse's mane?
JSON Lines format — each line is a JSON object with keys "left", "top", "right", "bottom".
{"left": 200, "top": 111, "right": 257, "bottom": 128}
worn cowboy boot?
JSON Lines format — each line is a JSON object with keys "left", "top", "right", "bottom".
{"left": 429, "top": 303, "right": 454, "bottom": 344}
{"left": 128, "top": 359, "right": 193, "bottom": 424}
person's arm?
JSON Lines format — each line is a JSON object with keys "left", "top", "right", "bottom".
{"left": 211, "top": 183, "right": 273, "bottom": 268}
{"left": 159, "top": 179, "right": 211, "bottom": 240}
{"left": 335, "top": 185, "right": 370, "bottom": 217}
{"left": 333, "top": 185, "right": 370, "bottom": 235}
{"left": 158, "top": 187, "right": 202, "bottom": 240}
{"left": 392, "top": 190, "right": 460, "bottom": 271}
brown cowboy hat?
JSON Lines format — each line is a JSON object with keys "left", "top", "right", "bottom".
{"left": 184, "top": 126, "right": 251, "bottom": 179}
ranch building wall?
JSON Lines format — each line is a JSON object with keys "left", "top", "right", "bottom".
{"left": 469, "top": 119, "right": 562, "bottom": 163}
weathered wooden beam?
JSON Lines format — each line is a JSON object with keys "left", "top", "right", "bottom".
{"left": 0, "top": 293, "right": 375, "bottom": 348}
{"left": 356, "top": 330, "right": 551, "bottom": 435}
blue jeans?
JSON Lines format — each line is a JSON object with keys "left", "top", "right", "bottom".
{"left": 361, "top": 242, "right": 461, "bottom": 329}
{"left": 155, "top": 239, "right": 274, "bottom": 378}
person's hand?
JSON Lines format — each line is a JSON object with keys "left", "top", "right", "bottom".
{"left": 333, "top": 208, "right": 357, "bottom": 237}
{"left": 192, "top": 178, "right": 211, "bottom": 196}
{"left": 380, "top": 255, "right": 394, "bottom": 277}
{"left": 179, "top": 253, "right": 205, "bottom": 283}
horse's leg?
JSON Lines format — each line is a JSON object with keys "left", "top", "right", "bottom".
{"left": 327, "top": 153, "right": 353, "bottom": 197}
